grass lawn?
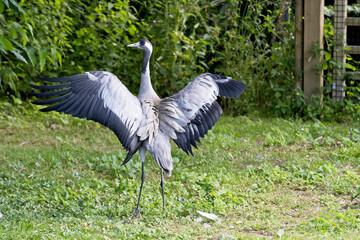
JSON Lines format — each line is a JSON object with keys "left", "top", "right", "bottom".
{"left": 1, "top": 102, "right": 360, "bottom": 239}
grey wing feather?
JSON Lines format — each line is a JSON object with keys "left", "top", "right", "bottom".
{"left": 158, "top": 73, "right": 246, "bottom": 155}
{"left": 31, "top": 71, "right": 143, "bottom": 157}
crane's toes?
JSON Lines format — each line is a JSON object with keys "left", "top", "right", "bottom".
{"left": 130, "top": 208, "right": 141, "bottom": 219}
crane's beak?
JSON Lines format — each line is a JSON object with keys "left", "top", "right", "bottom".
{"left": 127, "top": 42, "right": 140, "bottom": 48}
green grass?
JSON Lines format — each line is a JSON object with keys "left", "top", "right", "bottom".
{"left": 1, "top": 101, "right": 360, "bottom": 239}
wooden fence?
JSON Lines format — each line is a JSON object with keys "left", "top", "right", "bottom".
{"left": 333, "top": 0, "right": 360, "bottom": 101}
{"left": 295, "top": 0, "right": 324, "bottom": 101}
{"left": 295, "top": 0, "right": 360, "bottom": 102}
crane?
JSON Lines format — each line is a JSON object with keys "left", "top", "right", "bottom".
{"left": 31, "top": 39, "right": 246, "bottom": 218}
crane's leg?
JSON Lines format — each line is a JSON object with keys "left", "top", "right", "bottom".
{"left": 132, "top": 148, "right": 146, "bottom": 219}
{"left": 160, "top": 168, "right": 165, "bottom": 210}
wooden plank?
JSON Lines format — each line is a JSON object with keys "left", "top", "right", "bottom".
{"left": 346, "top": 17, "right": 360, "bottom": 26}
{"left": 332, "top": 0, "right": 347, "bottom": 101}
{"left": 303, "top": 0, "right": 324, "bottom": 101}
{"left": 346, "top": 71, "right": 360, "bottom": 80}
{"left": 347, "top": 45, "right": 360, "bottom": 54}
{"left": 295, "top": 0, "right": 304, "bottom": 90}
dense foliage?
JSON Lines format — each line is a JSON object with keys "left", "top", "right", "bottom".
{"left": 0, "top": 0, "right": 292, "bottom": 111}
{"left": 0, "top": 0, "right": 138, "bottom": 95}
{"left": 0, "top": 0, "right": 359, "bottom": 120}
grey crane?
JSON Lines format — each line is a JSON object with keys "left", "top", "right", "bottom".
{"left": 31, "top": 39, "right": 246, "bottom": 218}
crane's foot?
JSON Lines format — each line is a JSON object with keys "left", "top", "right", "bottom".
{"left": 131, "top": 208, "right": 141, "bottom": 219}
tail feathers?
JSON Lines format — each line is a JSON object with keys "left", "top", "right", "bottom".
{"left": 158, "top": 157, "right": 173, "bottom": 177}
{"left": 164, "top": 168, "right": 172, "bottom": 177}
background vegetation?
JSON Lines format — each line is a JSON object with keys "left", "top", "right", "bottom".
{"left": 0, "top": 0, "right": 358, "bottom": 120}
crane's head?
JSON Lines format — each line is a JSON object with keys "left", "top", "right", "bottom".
{"left": 127, "top": 39, "right": 153, "bottom": 53}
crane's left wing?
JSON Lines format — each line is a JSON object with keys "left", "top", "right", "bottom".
{"left": 31, "top": 71, "right": 143, "bottom": 162}
{"left": 158, "top": 73, "right": 246, "bottom": 155}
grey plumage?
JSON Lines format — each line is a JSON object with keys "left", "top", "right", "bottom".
{"left": 31, "top": 39, "right": 246, "bottom": 218}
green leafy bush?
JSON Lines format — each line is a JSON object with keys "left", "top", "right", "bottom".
{"left": 1, "top": 0, "right": 359, "bottom": 120}
{"left": 1, "top": 0, "right": 139, "bottom": 97}
{"left": 1, "top": 0, "right": 287, "bottom": 108}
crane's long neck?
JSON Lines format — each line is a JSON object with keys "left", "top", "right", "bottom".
{"left": 138, "top": 49, "right": 158, "bottom": 100}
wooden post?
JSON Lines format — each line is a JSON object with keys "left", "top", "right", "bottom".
{"left": 332, "top": 0, "right": 347, "bottom": 101}
{"left": 295, "top": 0, "right": 304, "bottom": 90}
{"left": 303, "top": 0, "right": 324, "bottom": 101}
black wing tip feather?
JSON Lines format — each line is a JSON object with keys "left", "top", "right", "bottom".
{"left": 121, "top": 141, "right": 142, "bottom": 165}
{"left": 31, "top": 82, "right": 71, "bottom": 91}
{"left": 34, "top": 73, "right": 87, "bottom": 83}
{"left": 217, "top": 79, "right": 246, "bottom": 98}
{"left": 35, "top": 76, "right": 69, "bottom": 82}
{"left": 39, "top": 107, "right": 51, "bottom": 112}
{"left": 121, "top": 150, "right": 136, "bottom": 165}
{"left": 208, "top": 74, "right": 246, "bottom": 98}
{"left": 174, "top": 101, "right": 222, "bottom": 155}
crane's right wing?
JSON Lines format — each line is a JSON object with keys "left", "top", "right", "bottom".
{"left": 31, "top": 71, "right": 143, "bottom": 162}
{"left": 158, "top": 73, "right": 246, "bottom": 155}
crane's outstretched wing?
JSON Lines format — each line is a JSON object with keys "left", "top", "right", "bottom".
{"left": 158, "top": 73, "right": 246, "bottom": 155}
{"left": 31, "top": 71, "right": 142, "bottom": 162}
